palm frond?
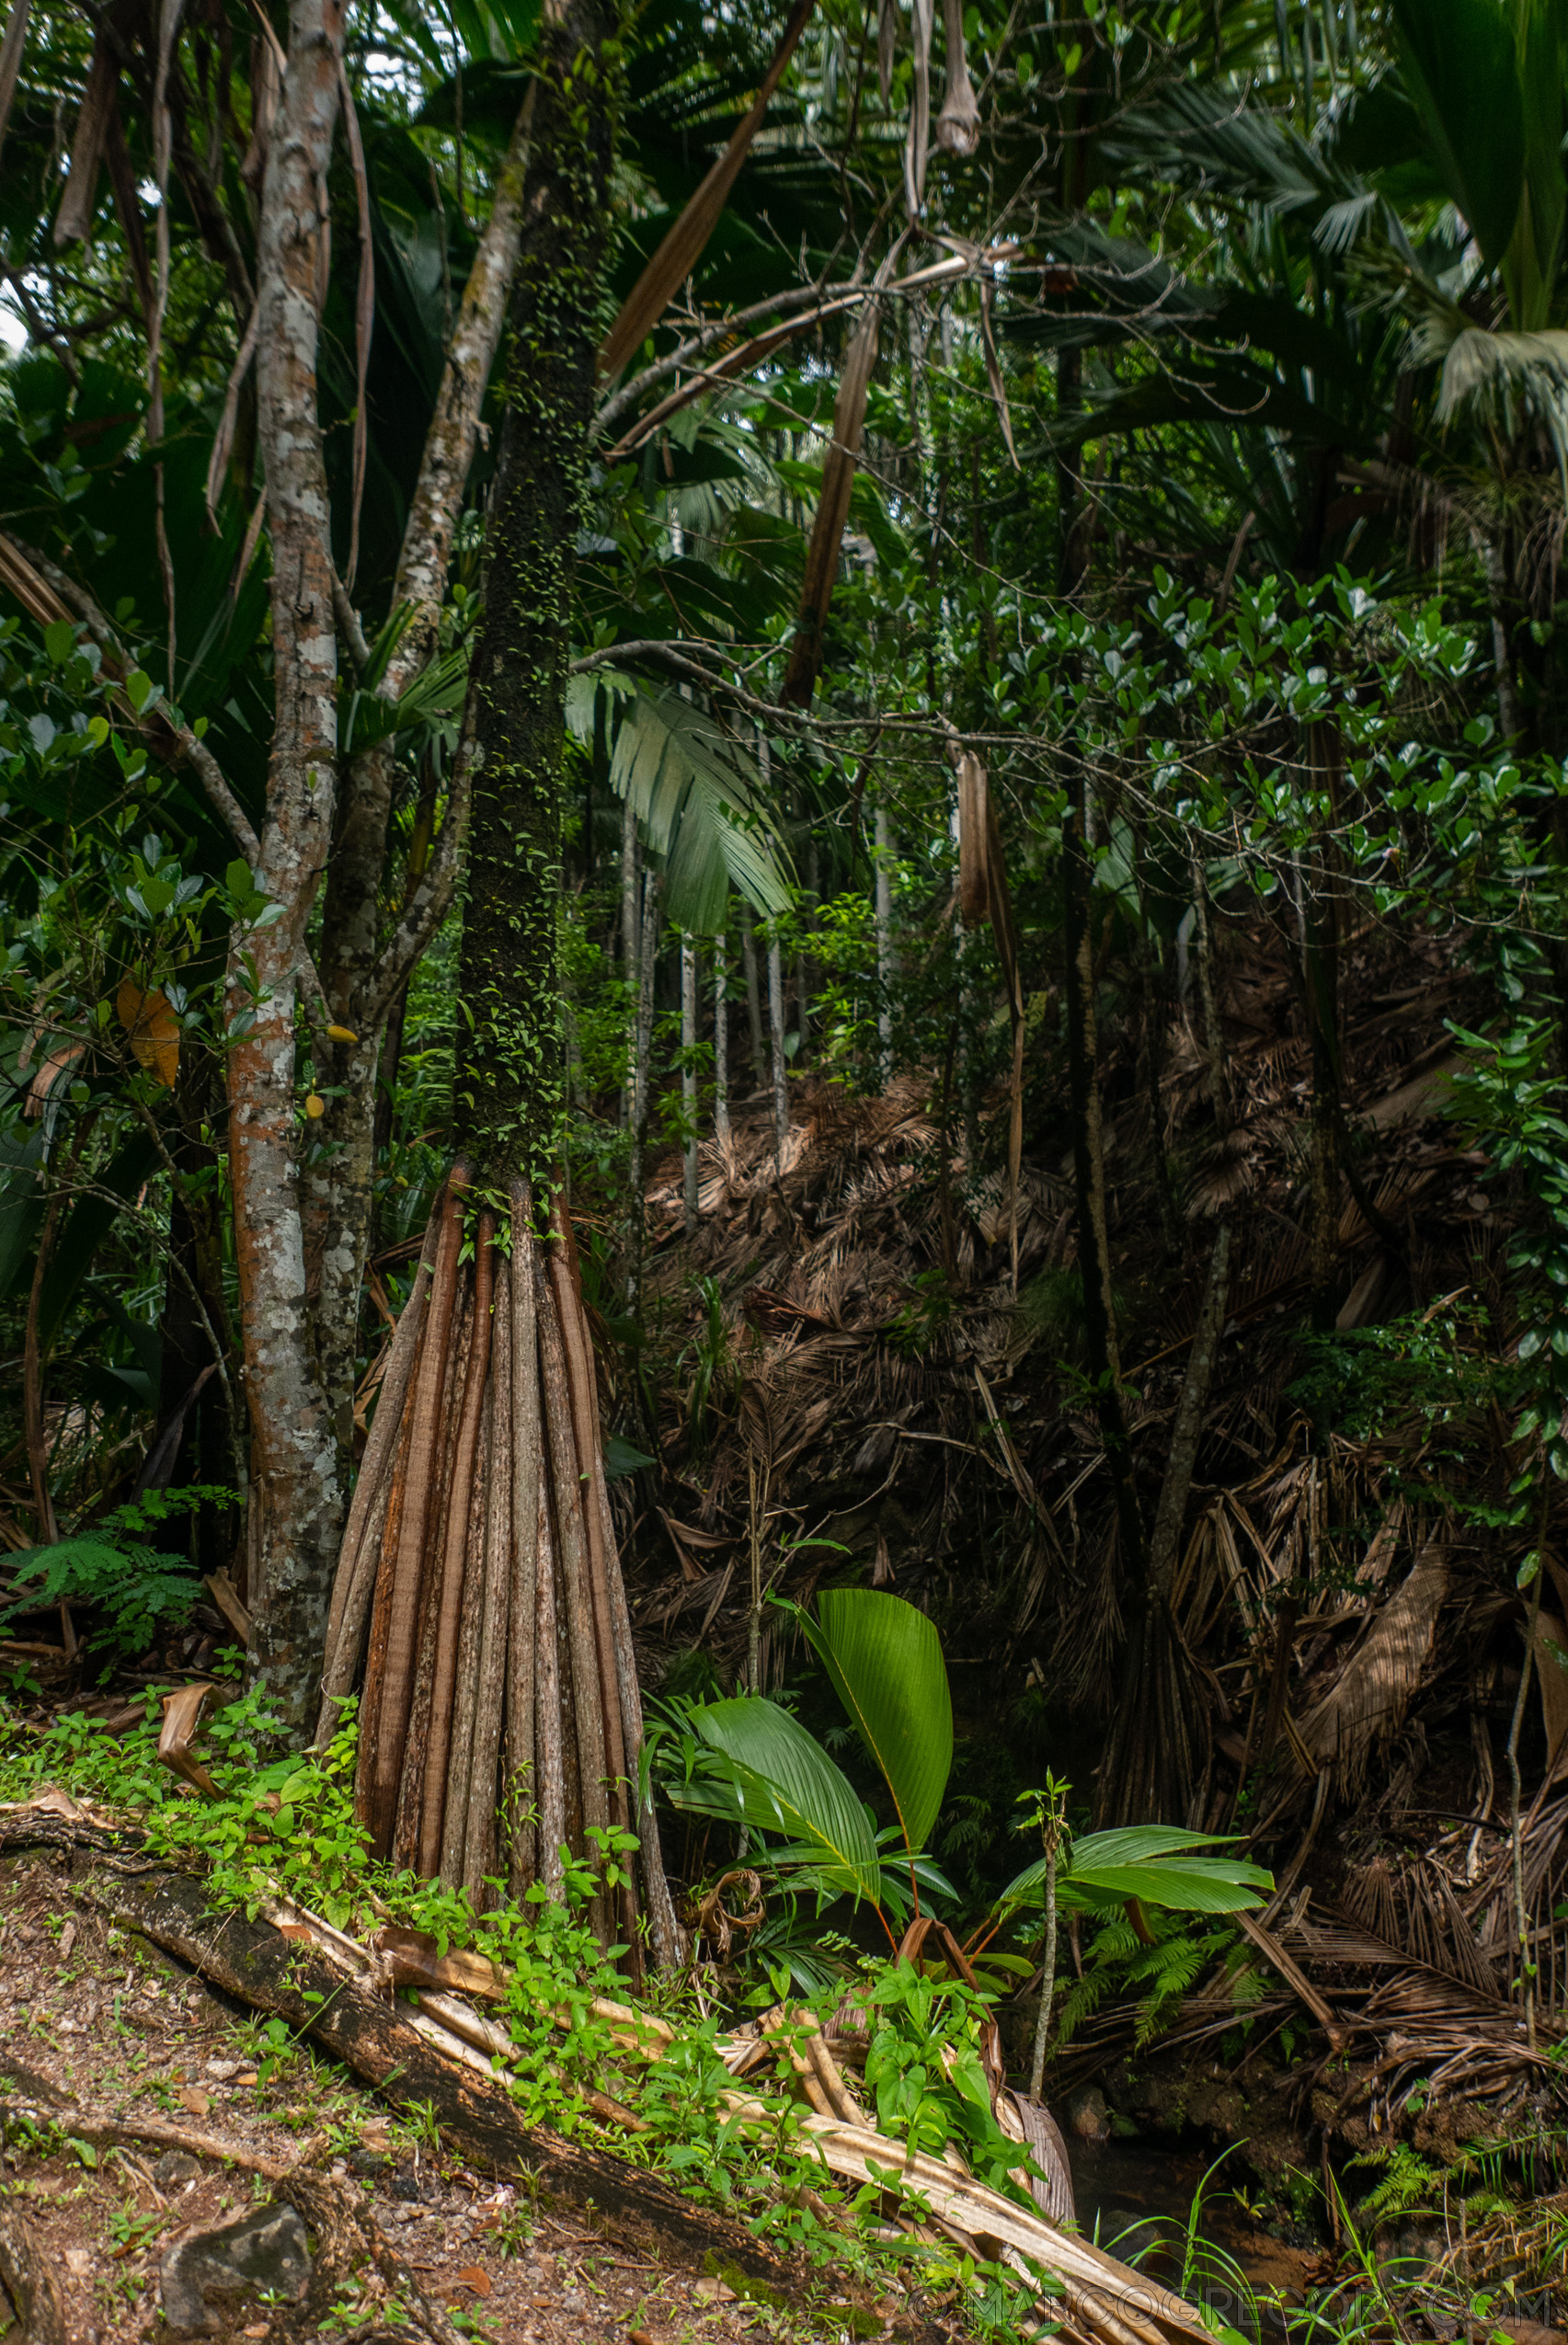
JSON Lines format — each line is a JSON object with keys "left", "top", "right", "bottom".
{"left": 606, "top": 686, "right": 794, "bottom": 932}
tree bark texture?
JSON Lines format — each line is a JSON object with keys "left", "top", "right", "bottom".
{"left": 714, "top": 931, "right": 730, "bottom": 1143}
{"left": 324, "top": 0, "right": 681, "bottom": 1969}
{"left": 232, "top": 0, "right": 346, "bottom": 1741}
{"left": 306, "top": 89, "right": 538, "bottom": 1479}
{"left": 1301, "top": 722, "right": 1344, "bottom": 1337}
{"left": 329, "top": 1188, "right": 681, "bottom": 1971}
{"left": 681, "top": 933, "right": 699, "bottom": 1233}
{"left": 454, "top": 0, "right": 611, "bottom": 1184}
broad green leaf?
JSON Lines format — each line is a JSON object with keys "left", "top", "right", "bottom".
{"left": 608, "top": 689, "right": 793, "bottom": 932}
{"left": 681, "top": 1696, "right": 881, "bottom": 1905}
{"left": 795, "top": 1589, "right": 954, "bottom": 1857}
{"left": 1000, "top": 1826, "right": 1272, "bottom": 1916}
{"left": 1391, "top": 0, "right": 1524, "bottom": 269}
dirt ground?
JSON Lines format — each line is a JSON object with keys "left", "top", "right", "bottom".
{"left": 0, "top": 1847, "right": 913, "bottom": 2345}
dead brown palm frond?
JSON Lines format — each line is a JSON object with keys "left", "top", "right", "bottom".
{"left": 52, "top": 31, "right": 116, "bottom": 247}
{"left": 1337, "top": 1858, "right": 1503, "bottom": 2001}
{"left": 1296, "top": 1542, "right": 1449, "bottom": 1795}
{"left": 0, "top": 0, "right": 30, "bottom": 172}
{"left": 1184, "top": 1128, "right": 1257, "bottom": 1218}
{"left": 599, "top": 0, "right": 818, "bottom": 383}
{"left": 780, "top": 244, "right": 905, "bottom": 710}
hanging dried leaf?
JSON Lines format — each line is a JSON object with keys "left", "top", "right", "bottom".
{"left": 779, "top": 270, "right": 893, "bottom": 708}
{"left": 904, "top": 0, "right": 933, "bottom": 218}
{"left": 979, "top": 278, "right": 1018, "bottom": 467}
{"left": 877, "top": 0, "right": 897, "bottom": 104}
{"left": 205, "top": 302, "right": 260, "bottom": 526}
{"left": 996, "top": 2089, "right": 1075, "bottom": 2226}
{"left": 736, "top": 1378, "right": 775, "bottom": 1470}
{"left": 116, "top": 978, "right": 179, "bottom": 1087}
{"left": 23, "top": 1040, "right": 83, "bottom": 1118}
{"left": 157, "top": 1683, "right": 221, "bottom": 1800}
{"left": 956, "top": 750, "right": 989, "bottom": 925}
{"left": 934, "top": 0, "right": 980, "bottom": 155}
{"left": 52, "top": 30, "right": 116, "bottom": 247}
{"left": 0, "top": 0, "right": 31, "bottom": 175}
{"left": 600, "top": 0, "right": 818, "bottom": 381}
{"left": 1297, "top": 1543, "right": 1448, "bottom": 1792}
{"left": 1535, "top": 1606, "right": 1568, "bottom": 1782}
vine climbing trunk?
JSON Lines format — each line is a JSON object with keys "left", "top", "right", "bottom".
{"left": 305, "top": 86, "right": 538, "bottom": 1476}
{"left": 317, "top": 0, "right": 680, "bottom": 1971}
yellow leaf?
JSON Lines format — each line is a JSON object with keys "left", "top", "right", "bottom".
{"left": 115, "top": 979, "right": 178, "bottom": 1088}
{"left": 304, "top": 1093, "right": 326, "bottom": 1118}
{"left": 326, "top": 1024, "right": 359, "bottom": 1044}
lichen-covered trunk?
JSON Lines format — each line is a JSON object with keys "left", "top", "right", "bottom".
{"left": 231, "top": 0, "right": 345, "bottom": 1741}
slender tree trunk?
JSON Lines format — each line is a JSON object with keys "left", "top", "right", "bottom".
{"left": 1300, "top": 724, "right": 1343, "bottom": 1337}
{"left": 741, "top": 904, "right": 766, "bottom": 1089}
{"left": 875, "top": 800, "right": 897, "bottom": 1086}
{"left": 626, "top": 869, "right": 659, "bottom": 1315}
{"left": 233, "top": 0, "right": 346, "bottom": 1741}
{"left": 620, "top": 786, "right": 640, "bottom": 1128}
{"left": 795, "top": 806, "right": 815, "bottom": 1063}
{"left": 714, "top": 929, "right": 730, "bottom": 1145}
{"left": 1191, "top": 848, "right": 1230, "bottom": 1138}
{"left": 1133, "top": 867, "right": 1182, "bottom": 1261}
{"left": 681, "top": 932, "right": 699, "bottom": 1235}
{"left": 767, "top": 928, "right": 788, "bottom": 1162}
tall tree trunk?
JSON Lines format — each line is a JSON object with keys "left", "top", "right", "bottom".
{"left": 740, "top": 903, "right": 766, "bottom": 1088}
{"left": 1063, "top": 762, "right": 1204, "bottom": 1826}
{"left": 322, "top": 0, "right": 678, "bottom": 1965}
{"left": 681, "top": 932, "right": 699, "bottom": 1235}
{"left": 1190, "top": 848, "right": 1230, "bottom": 1139}
{"left": 1300, "top": 723, "right": 1343, "bottom": 1337}
{"left": 625, "top": 870, "right": 659, "bottom": 1316}
{"left": 620, "top": 786, "right": 640, "bottom": 1128}
{"left": 305, "top": 90, "right": 536, "bottom": 1483}
{"left": 714, "top": 929, "right": 730, "bottom": 1145}
{"left": 234, "top": 0, "right": 346, "bottom": 1741}
{"left": 767, "top": 927, "right": 788, "bottom": 1162}
{"left": 875, "top": 800, "right": 897, "bottom": 1086}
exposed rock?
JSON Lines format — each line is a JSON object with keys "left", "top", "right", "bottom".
{"left": 1067, "top": 2087, "right": 1111, "bottom": 2142}
{"left": 160, "top": 2202, "right": 311, "bottom": 2334}
{"left": 153, "top": 2152, "right": 203, "bottom": 2189}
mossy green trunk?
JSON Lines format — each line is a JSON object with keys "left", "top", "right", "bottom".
{"left": 456, "top": 0, "right": 615, "bottom": 1183}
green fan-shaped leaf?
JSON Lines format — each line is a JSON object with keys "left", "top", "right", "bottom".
{"left": 681, "top": 1696, "right": 881, "bottom": 1905}
{"left": 795, "top": 1588, "right": 954, "bottom": 1857}
{"left": 608, "top": 688, "right": 793, "bottom": 932}
{"left": 339, "top": 647, "right": 470, "bottom": 756}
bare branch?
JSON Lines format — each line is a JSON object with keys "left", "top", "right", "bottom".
{"left": 383, "top": 84, "right": 537, "bottom": 702}
{"left": 361, "top": 727, "right": 475, "bottom": 1034}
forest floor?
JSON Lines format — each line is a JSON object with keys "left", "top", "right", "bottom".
{"left": 0, "top": 1844, "right": 884, "bottom": 2345}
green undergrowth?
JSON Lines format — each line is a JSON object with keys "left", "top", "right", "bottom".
{"left": 9, "top": 1691, "right": 1555, "bottom": 2345}
{"left": 0, "top": 1687, "right": 1071, "bottom": 2339}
